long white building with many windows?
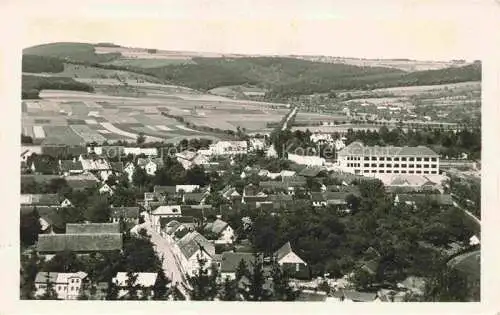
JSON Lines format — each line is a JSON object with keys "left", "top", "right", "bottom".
{"left": 337, "top": 141, "right": 439, "bottom": 176}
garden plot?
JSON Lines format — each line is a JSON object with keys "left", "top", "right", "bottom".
{"left": 63, "top": 101, "right": 90, "bottom": 116}
{"left": 42, "top": 126, "right": 85, "bottom": 145}
{"left": 156, "top": 125, "right": 173, "bottom": 131}
{"left": 100, "top": 122, "right": 163, "bottom": 142}
{"left": 70, "top": 125, "right": 107, "bottom": 143}
{"left": 85, "top": 119, "right": 98, "bottom": 125}
{"left": 175, "top": 125, "right": 201, "bottom": 133}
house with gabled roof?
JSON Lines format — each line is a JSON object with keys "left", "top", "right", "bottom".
{"left": 110, "top": 206, "right": 140, "bottom": 224}
{"left": 34, "top": 271, "right": 88, "bottom": 300}
{"left": 274, "top": 241, "right": 308, "bottom": 277}
{"left": 204, "top": 219, "right": 234, "bottom": 244}
{"left": 393, "top": 193, "right": 453, "bottom": 208}
{"left": 37, "top": 232, "right": 123, "bottom": 260}
{"left": 99, "top": 183, "right": 114, "bottom": 195}
{"left": 21, "top": 194, "right": 72, "bottom": 208}
{"left": 59, "top": 159, "right": 84, "bottom": 176}
{"left": 176, "top": 231, "right": 216, "bottom": 276}
{"left": 183, "top": 192, "right": 207, "bottom": 205}
{"left": 65, "top": 173, "right": 99, "bottom": 191}
{"left": 150, "top": 205, "right": 182, "bottom": 232}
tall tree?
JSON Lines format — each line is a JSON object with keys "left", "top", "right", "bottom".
{"left": 270, "top": 263, "right": 297, "bottom": 301}
{"left": 248, "top": 256, "right": 267, "bottom": 301}
{"left": 123, "top": 271, "right": 140, "bottom": 300}
{"left": 39, "top": 272, "right": 58, "bottom": 300}
{"left": 153, "top": 270, "right": 170, "bottom": 300}
{"left": 220, "top": 278, "right": 238, "bottom": 301}
{"left": 235, "top": 259, "right": 250, "bottom": 281}
{"left": 188, "top": 253, "right": 219, "bottom": 300}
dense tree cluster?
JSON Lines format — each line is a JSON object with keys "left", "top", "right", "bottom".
{"left": 22, "top": 75, "right": 94, "bottom": 99}
{"left": 249, "top": 178, "right": 476, "bottom": 283}
{"left": 22, "top": 55, "right": 65, "bottom": 73}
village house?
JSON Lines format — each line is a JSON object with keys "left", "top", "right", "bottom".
{"left": 393, "top": 193, "right": 453, "bottom": 208}
{"left": 64, "top": 173, "right": 100, "bottom": 191}
{"left": 274, "top": 241, "right": 308, "bottom": 276}
{"left": 137, "top": 157, "right": 164, "bottom": 176}
{"left": 219, "top": 252, "right": 255, "bottom": 281}
{"left": 183, "top": 192, "right": 208, "bottom": 205}
{"left": 287, "top": 153, "right": 325, "bottom": 167}
{"left": 176, "top": 231, "right": 216, "bottom": 276}
{"left": 59, "top": 159, "right": 84, "bottom": 176}
{"left": 176, "top": 185, "right": 201, "bottom": 193}
{"left": 99, "top": 183, "right": 114, "bottom": 195}
{"left": 110, "top": 206, "right": 140, "bottom": 224}
{"left": 209, "top": 141, "right": 248, "bottom": 156}
{"left": 249, "top": 138, "right": 266, "bottom": 152}
{"left": 22, "top": 206, "right": 64, "bottom": 234}
{"left": 34, "top": 271, "right": 88, "bottom": 300}
{"left": 37, "top": 223, "right": 123, "bottom": 260}
{"left": 112, "top": 272, "right": 159, "bottom": 299}
{"left": 78, "top": 156, "right": 112, "bottom": 172}
{"left": 20, "top": 194, "right": 73, "bottom": 208}
{"left": 203, "top": 219, "right": 235, "bottom": 244}
{"left": 160, "top": 216, "right": 196, "bottom": 237}
{"left": 176, "top": 150, "right": 209, "bottom": 170}
{"left": 150, "top": 205, "right": 182, "bottom": 232}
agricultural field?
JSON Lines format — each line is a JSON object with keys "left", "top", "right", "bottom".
{"left": 102, "top": 58, "right": 195, "bottom": 68}
{"left": 22, "top": 81, "right": 288, "bottom": 145}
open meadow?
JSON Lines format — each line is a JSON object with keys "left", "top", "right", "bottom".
{"left": 22, "top": 77, "right": 289, "bottom": 145}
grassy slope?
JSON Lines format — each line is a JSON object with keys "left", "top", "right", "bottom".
{"left": 23, "top": 42, "right": 121, "bottom": 63}
{"left": 23, "top": 43, "right": 482, "bottom": 97}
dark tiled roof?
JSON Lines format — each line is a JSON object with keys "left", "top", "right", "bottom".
{"left": 220, "top": 252, "right": 255, "bottom": 273}
{"left": 36, "top": 207, "right": 65, "bottom": 230}
{"left": 59, "top": 160, "right": 83, "bottom": 172}
{"left": 154, "top": 186, "right": 176, "bottom": 194}
{"left": 339, "top": 141, "right": 438, "bottom": 157}
{"left": 324, "top": 191, "right": 350, "bottom": 201}
{"left": 66, "top": 223, "right": 121, "bottom": 234}
{"left": 21, "top": 194, "right": 62, "bottom": 206}
{"left": 37, "top": 233, "right": 123, "bottom": 253}
{"left": 177, "top": 231, "right": 215, "bottom": 259}
{"left": 259, "top": 181, "right": 288, "bottom": 190}
{"left": 184, "top": 192, "right": 205, "bottom": 204}
{"left": 311, "top": 192, "right": 326, "bottom": 202}
{"left": 111, "top": 207, "right": 140, "bottom": 219}
{"left": 35, "top": 272, "right": 58, "bottom": 283}
{"left": 298, "top": 167, "right": 323, "bottom": 177}
{"left": 204, "top": 219, "right": 229, "bottom": 234}
{"left": 396, "top": 194, "right": 453, "bottom": 206}
{"left": 267, "top": 194, "right": 293, "bottom": 202}
{"left": 275, "top": 241, "right": 293, "bottom": 261}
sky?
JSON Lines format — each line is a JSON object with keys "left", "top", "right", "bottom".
{"left": 9, "top": 0, "right": 499, "bottom": 61}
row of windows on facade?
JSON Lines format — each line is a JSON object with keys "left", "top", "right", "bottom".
{"left": 346, "top": 163, "right": 438, "bottom": 168}
{"left": 37, "top": 284, "right": 79, "bottom": 291}
{"left": 346, "top": 156, "right": 438, "bottom": 162}
{"left": 357, "top": 169, "right": 438, "bottom": 174}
